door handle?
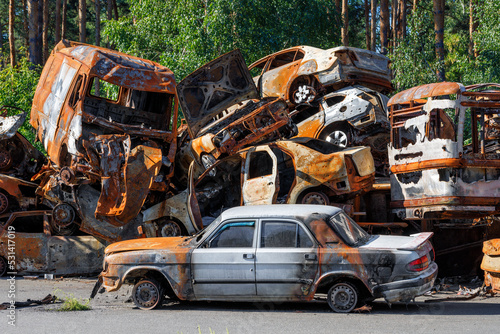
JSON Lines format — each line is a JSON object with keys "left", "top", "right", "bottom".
{"left": 305, "top": 253, "right": 316, "bottom": 260}
{"left": 243, "top": 253, "right": 254, "bottom": 259}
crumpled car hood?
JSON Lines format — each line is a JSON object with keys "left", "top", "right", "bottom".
{"left": 177, "top": 49, "right": 259, "bottom": 138}
{"left": 104, "top": 236, "right": 190, "bottom": 254}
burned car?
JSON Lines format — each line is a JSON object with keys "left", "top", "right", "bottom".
{"left": 177, "top": 50, "right": 295, "bottom": 172}
{"left": 98, "top": 205, "right": 437, "bottom": 312}
{"left": 388, "top": 82, "right": 500, "bottom": 220}
{"left": 143, "top": 138, "right": 375, "bottom": 237}
{"left": 249, "top": 46, "right": 393, "bottom": 105}
{"left": 29, "top": 40, "right": 179, "bottom": 238}
{"left": 290, "top": 85, "right": 390, "bottom": 175}
{"left": 0, "top": 174, "right": 39, "bottom": 214}
{"left": 0, "top": 210, "right": 105, "bottom": 276}
{"left": 0, "top": 106, "right": 46, "bottom": 179}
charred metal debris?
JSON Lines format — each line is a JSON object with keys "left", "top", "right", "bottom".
{"left": 2, "top": 39, "right": 500, "bottom": 279}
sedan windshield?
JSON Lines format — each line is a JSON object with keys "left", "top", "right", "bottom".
{"left": 329, "top": 212, "right": 369, "bottom": 246}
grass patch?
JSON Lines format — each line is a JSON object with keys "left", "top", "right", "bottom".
{"left": 53, "top": 289, "right": 92, "bottom": 311}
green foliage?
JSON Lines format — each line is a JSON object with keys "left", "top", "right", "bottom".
{"left": 54, "top": 289, "right": 92, "bottom": 311}
{"left": 0, "top": 56, "right": 42, "bottom": 148}
{"left": 103, "top": 0, "right": 341, "bottom": 82}
{"left": 390, "top": 4, "right": 439, "bottom": 91}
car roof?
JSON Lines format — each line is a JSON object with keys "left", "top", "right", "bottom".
{"left": 219, "top": 204, "right": 342, "bottom": 221}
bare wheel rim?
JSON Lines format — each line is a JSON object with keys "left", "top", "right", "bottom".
{"left": 0, "top": 150, "right": 12, "bottom": 170}
{"left": 133, "top": 280, "right": 162, "bottom": 310}
{"left": 294, "top": 85, "right": 316, "bottom": 104}
{"left": 325, "top": 130, "right": 348, "bottom": 147}
{"left": 301, "top": 192, "right": 329, "bottom": 205}
{"left": 328, "top": 283, "right": 358, "bottom": 313}
{"left": 160, "top": 221, "right": 182, "bottom": 237}
{"left": 0, "top": 192, "right": 9, "bottom": 214}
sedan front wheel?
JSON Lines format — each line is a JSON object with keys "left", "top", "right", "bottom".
{"left": 132, "top": 279, "right": 164, "bottom": 310}
{"left": 327, "top": 282, "right": 358, "bottom": 313}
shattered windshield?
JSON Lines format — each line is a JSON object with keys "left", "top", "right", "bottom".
{"left": 329, "top": 212, "right": 369, "bottom": 246}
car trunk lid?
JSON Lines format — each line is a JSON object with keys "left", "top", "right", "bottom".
{"left": 359, "top": 232, "right": 433, "bottom": 251}
{"left": 176, "top": 49, "right": 259, "bottom": 138}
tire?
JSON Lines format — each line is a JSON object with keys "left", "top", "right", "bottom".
{"left": 158, "top": 219, "right": 183, "bottom": 237}
{"left": 323, "top": 124, "right": 352, "bottom": 148}
{"left": 300, "top": 191, "right": 330, "bottom": 205}
{"left": 132, "top": 279, "right": 165, "bottom": 310}
{"left": 327, "top": 282, "right": 359, "bottom": 313}
{"left": 0, "top": 256, "right": 7, "bottom": 277}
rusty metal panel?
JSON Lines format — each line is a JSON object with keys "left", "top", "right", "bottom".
{"left": 177, "top": 49, "right": 259, "bottom": 139}
{"left": 481, "top": 239, "right": 500, "bottom": 292}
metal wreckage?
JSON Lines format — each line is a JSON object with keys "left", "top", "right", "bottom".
{"left": 0, "top": 40, "right": 499, "bottom": 284}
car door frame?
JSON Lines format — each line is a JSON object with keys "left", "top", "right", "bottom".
{"left": 254, "top": 218, "right": 320, "bottom": 300}
{"left": 191, "top": 218, "right": 258, "bottom": 300}
{"left": 242, "top": 146, "right": 279, "bottom": 205}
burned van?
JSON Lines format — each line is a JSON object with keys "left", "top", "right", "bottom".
{"left": 388, "top": 82, "right": 500, "bottom": 220}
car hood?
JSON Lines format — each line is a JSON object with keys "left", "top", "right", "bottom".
{"left": 105, "top": 237, "right": 191, "bottom": 255}
{"left": 359, "top": 233, "right": 433, "bottom": 251}
{"left": 176, "top": 49, "right": 259, "bottom": 138}
{"left": 0, "top": 113, "right": 27, "bottom": 140}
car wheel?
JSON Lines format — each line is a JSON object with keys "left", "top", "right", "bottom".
{"left": 327, "top": 282, "right": 359, "bottom": 313}
{"left": 0, "top": 256, "right": 7, "bottom": 276}
{"left": 159, "top": 219, "right": 183, "bottom": 237}
{"left": 300, "top": 191, "right": 330, "bottom": 205}
{"left": 325, "top": 126, "right": 351, "bottom": 148}
{"left": 0, "top": 149, "right": 12, "bottom": 171}
{"left": 132, "top": 279, "right": 165, "bottom": 310}
{"left": 0, "top": 192, "right": 9, "bottom": 214}
{"left": 293, "top": 85, "right": 317, "bottom": 104}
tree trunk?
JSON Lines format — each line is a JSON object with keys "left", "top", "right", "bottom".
{"left": 28, "top": 0, "right": 39, "bottom": 65}
{"left": 413, "top": 0, "right": 419, "bottom": 12}
{"left": 23, "top": 0, "right": 29, "bottom": 57}
{"left": 399, "top": 0, "right": 407, "bottom": 40}
{"left": 55, "top": 0, "right": 61, "bottom": 43}
{"left": 9, "top": 0, "right": 16, "bottom": 67}
{"left": 391, "top": 0, "right": 397, "bottom": 50}
{"left": 42, "top": 0, "right": 49, "bottom": 63}
{"left": 433, "top": 0, "right": 445, "bottom": 81}
{"left": 341, "top": 0, "right": 349, "bottom": 46}
{"left": 107, "top": 0, "right": 113, "bottom": 48}
{"left": 365, "top": 0, "right": 370, "bottom": 49}
{"left": 113, "top": 0, "right": 119, "bottom": 20}
{"left": 380, "top": 0, "right": 389, "bottom": 54}
{"left": 0, "top": 17, "right": 4, "bottom": 68}
{"left": 37, "top": 0, "right": 43, "bottom": 62}
{"left": 62, "top": 0, "right": 67, "bottom": 39}
{"left": 79, "top": 0, "right": 86, "bottom": 43}
{"left": 469, "top": 0, "right": 479, "bottom": 58}
{"left": 371, "top": 0, "right": 377, "bottom": 51}
{"left": 95, "top": 0, "right": 101, "bottom": 95}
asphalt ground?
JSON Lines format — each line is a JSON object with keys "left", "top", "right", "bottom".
{"left": 1, "top": 276, "right": 499, "bottom": 334}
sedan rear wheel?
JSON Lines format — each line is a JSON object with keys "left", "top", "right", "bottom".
{"left": 327, "top": 282, "right": 358, "bottom": 313}
{"left": 132, "top": 279, "right": 164, "bottom": 310}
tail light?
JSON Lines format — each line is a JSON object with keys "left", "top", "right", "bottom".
{"left": 407, "top": 254, "right": 429, "bottom": 272}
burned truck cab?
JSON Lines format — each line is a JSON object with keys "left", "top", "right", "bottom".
{"left": 388, "top": 82, "right": 500, "bottom": 220}
{"left": 30, "top": 40, "right": 178, "bottom": 237}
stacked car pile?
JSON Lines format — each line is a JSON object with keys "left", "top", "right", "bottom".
{"left": 0, "top": 41, "right": 394, "bottom": 277}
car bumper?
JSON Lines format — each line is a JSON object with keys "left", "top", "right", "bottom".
{"left": 372, "top": 262, "right": 438, "bottom": 303}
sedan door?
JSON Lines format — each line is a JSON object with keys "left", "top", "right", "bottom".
{"left": 255, "top": 220, "right": 319, "bottom": 298}
{"left": 191, "top": 220, "right": 257, "bottom": 299}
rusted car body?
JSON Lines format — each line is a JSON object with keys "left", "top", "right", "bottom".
{"left": 29, "top": 40, "right": 178, "bottom": 232}
{"left": 0, "top": 210, "right": 105, "bottom": 276}
{"left": 388, "top": 82, "right": 500, "bottom": 220}
{"left": 0, "top": 175, "right": 38, "bottom": 214}
{"left": 481, "top": 238, "right": 500, "bottom": 292}
{"left": 177, "top": 50, "right": 295, "bottom": 171}
{"left": 0, "top": 107, "right": 46, "bottom": 179}
{"left": 290, "top": 85, "right": 390, "bottom": 175}
{"left": 143, "top": 138, "right": 375, "bottom": 237}
{"left": 98, "top": 205, "right": 437, "bottom": 312}
{"left": 249, "top": 46, "right": 393, "bottom": 105}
